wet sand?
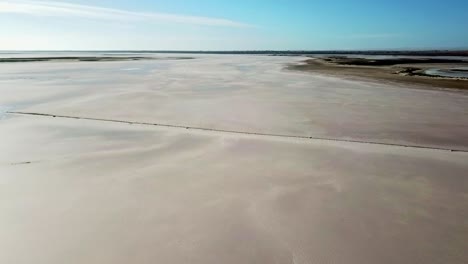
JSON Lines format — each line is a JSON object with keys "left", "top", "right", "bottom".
{"left": 1, "top": 55, "right": 468, "bottom": 264}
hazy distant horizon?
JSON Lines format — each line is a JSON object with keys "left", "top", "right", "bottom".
{"left": 1, "top": 48, "right": 468, "bottom": 52}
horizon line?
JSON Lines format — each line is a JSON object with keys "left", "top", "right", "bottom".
{"left": 1, "top": 49, "right": 467, "bottom": 53}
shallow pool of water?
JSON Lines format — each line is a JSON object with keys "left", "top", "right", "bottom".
{"left": 424, "top": 67, "right": 468, "bottom": 78}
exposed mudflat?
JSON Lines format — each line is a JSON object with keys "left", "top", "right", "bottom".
{"left": 1, "top": 55, "right": 468, "bottom": 264}
{"left": 292, "top": 57, "right": 468, "bottom": 89}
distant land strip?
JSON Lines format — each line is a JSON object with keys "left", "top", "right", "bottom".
{"left": 114, "top": 50, "right": 468, "bottom": 56}
{"left": 1, "top": 50, "right": 468, "bottom": 56}
{"left": 7, "top": 111, "right": 467, "bottom": 153}
{"left": 0, "top": 57, "right": 194, "bottom": 63}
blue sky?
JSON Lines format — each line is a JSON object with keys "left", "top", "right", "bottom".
{"left": 1, "top": 0, "right": 467, "bottom": 50}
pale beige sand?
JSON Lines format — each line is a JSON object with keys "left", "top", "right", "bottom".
{"left": 1, "top": 55, "right": 468, "bottom": 264}
{"left": 1, "top": 55, "right": 467, "bottom": 150}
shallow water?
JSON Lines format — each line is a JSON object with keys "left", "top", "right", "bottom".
{"left": 425, "top": 67, "right": 468, "bottom": 78}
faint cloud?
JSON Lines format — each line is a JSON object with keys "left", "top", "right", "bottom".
{"left": 0, "top": 0, "right": 251, "bottom": 27}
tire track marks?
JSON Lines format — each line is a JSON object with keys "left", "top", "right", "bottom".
{"left": 7, "top": 111, "right": 467, "bottom": 153}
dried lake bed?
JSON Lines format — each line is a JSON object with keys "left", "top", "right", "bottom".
{"left": 1, "top": 54, "right": 468, "bottom": 264}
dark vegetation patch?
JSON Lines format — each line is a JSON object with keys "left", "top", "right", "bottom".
{"left": 0, "top": 57, "right": 194, "bottom": 63}
{"left": 451, "top": 69, "right": 468, "bottom": 72}
{"left": 324, "top": 56, "right": 466, "bottom": 66}
{"left": 289, "top": 58, "right": 468, "bottom": 90}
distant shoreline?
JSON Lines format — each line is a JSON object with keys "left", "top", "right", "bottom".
{"left": 0, "top": 56, "right": 194, "bottom": 63}
{"left": 1, "top": 50, "right": 468, "bottom": 57}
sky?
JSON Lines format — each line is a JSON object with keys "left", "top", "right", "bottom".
{"left": 1, "top": 0, "right": 467, "bottom": 50}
